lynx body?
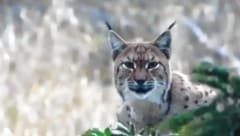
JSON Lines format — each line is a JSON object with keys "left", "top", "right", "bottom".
{"left": 107, "top": 22, "right": 218, "bottom": 129}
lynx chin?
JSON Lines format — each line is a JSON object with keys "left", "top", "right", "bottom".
{"left": 106, "top": 22, "right": 218, "bottom": 130}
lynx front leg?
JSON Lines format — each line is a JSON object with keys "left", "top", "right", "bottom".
{"left": 117, "top": 103, "right": 132, "bottom": 128}
{"left": 117, "top": 101, "right": 165, "bottom": 131}
{"left": 117, "top": 103, "right": 143, "bottom": 131}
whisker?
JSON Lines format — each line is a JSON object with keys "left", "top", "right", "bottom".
{"left": 156, "top": 81, "right": 165, "bottom": 85}
{"left": 155, "top": 82, "right": 166, "bottom": 87}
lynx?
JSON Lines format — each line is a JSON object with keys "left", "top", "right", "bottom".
{"left": 106, "top": 22, "right": 218, "bottom": 130}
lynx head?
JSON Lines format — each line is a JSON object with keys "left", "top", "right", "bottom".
{"left": 108, "top": 22, "right": 175, "bottom": 104}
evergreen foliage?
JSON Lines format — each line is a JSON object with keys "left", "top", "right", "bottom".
{"left": 83, "top": 62, "right": 240, "bottom": 136}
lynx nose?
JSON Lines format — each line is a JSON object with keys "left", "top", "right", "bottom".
{"left": 135, "top": 80, "right": 145, "bottom": 85}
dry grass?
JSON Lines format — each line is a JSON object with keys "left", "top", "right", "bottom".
{"left": 0, "top": 0, "right": 239, "bottom": 135}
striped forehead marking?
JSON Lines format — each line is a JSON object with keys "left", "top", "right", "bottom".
{"left": 133, "top": 45, "right": 149, "bottom": 68}
{"left": 134, "top": 45, "right": 148, "bottom": 59}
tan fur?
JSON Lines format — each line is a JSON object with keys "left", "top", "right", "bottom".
{"left": 108, "top": 26, "right": 219, "bottom": 130}
{"left": 117, "top": 72, "right": 218, "bottom": 130}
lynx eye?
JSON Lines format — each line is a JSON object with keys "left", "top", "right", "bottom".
{"left": 122, "top": 61, "right": 135, "bottom": 69}
{"left": 147, "top": 62, "right": 159, "bottom": 69}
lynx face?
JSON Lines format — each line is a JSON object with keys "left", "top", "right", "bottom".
{"left": 109, "top": 27, "right": 173, "bottom": 104}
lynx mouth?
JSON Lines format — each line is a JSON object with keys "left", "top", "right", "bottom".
{"left": 128, "top": 85, "right": 154, "bottom": 94}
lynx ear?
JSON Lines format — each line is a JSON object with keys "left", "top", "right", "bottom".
{"left": 153, "top": 31, "right": 171, "bottom": 59}
{"left": 153, "top": 21, "right": 176, "bottom": 59}
{"left": 108, "top": 30, "right": 126, "bottom": 60}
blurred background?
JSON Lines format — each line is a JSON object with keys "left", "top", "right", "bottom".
{"left": 0, "top": 0, "right": 240, "bottom": 135}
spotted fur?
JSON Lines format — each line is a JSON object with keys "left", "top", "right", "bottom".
{"left": 107, "top": 23, "right": 218, "bottom": 130}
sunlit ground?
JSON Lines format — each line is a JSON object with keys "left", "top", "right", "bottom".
{"left": 0, "top": 0, "right": 240, "bottom": 135}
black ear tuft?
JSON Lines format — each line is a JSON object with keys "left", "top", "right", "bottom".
{"left": 105, "top": 21, "right": 112, "bottom": 30}
{"left": 167, "top": 21, "right": 176, "bottom": 30}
